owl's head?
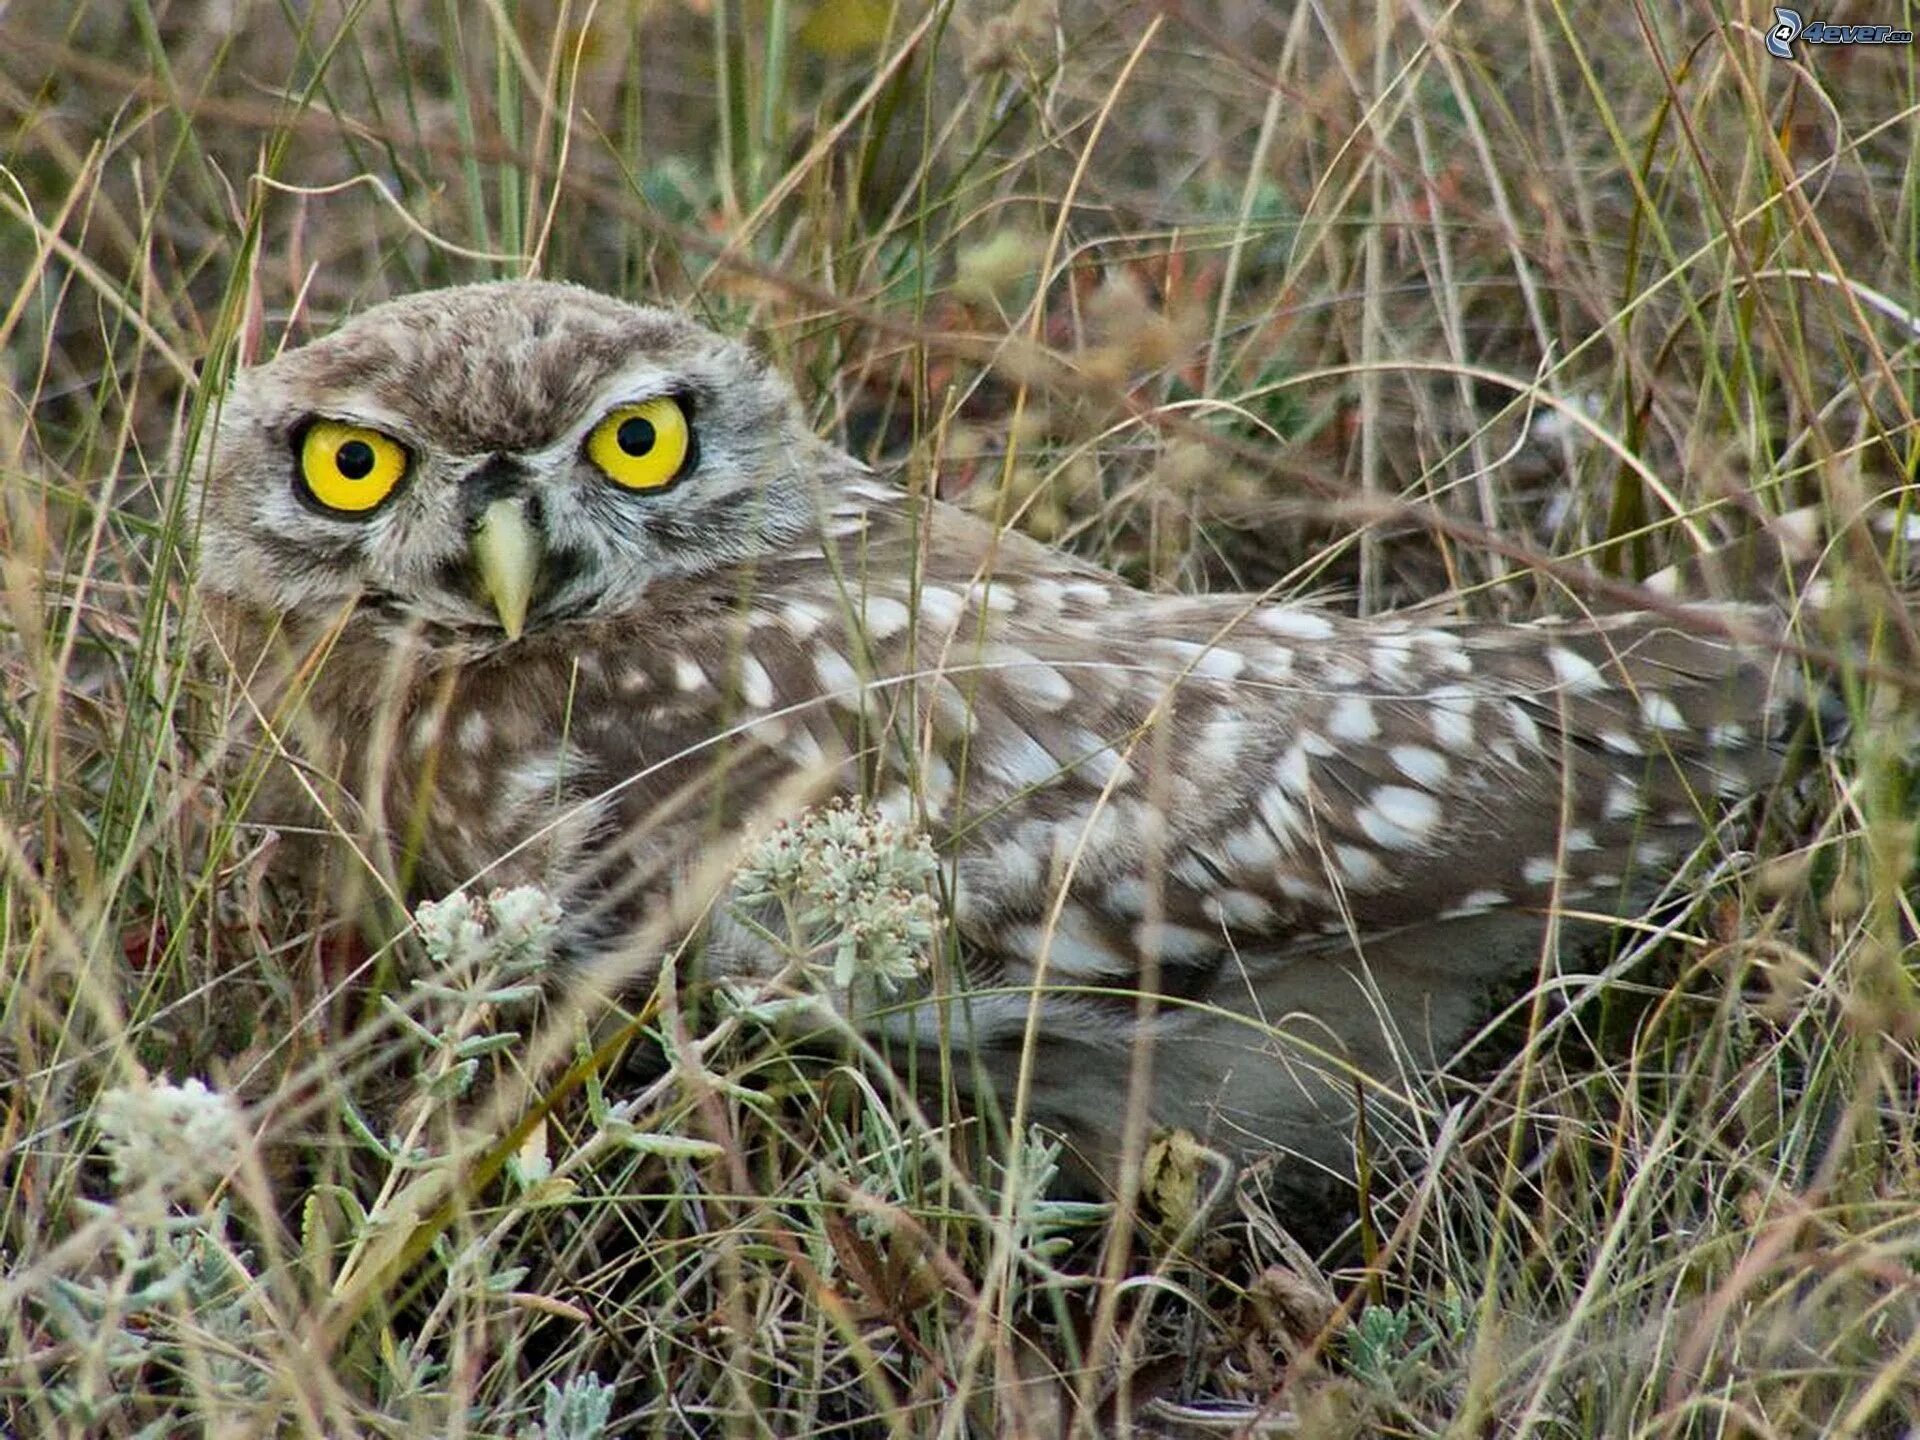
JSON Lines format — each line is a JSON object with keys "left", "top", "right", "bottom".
{"left": 192, "top": 281, "right": 851, "bottom": 642}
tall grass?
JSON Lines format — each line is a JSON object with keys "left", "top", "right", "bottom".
{"left": 2, "top": 1, "right": 1917, "bottom": 1434}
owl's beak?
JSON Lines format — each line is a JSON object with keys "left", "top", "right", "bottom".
{"left": 472, "top": 497, "right": 540, "bottom": 641}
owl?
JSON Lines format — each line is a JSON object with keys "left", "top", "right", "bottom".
{"left": 192, "top": 280, "right": 1828, "bottom": 1182}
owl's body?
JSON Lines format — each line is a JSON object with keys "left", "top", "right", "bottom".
{"left": 196, "top": 282, "right": 1812, "bottom": 1176}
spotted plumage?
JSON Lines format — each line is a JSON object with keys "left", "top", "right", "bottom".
{"left": 193, "top": 280, "right": 1820, "bottom": 1176}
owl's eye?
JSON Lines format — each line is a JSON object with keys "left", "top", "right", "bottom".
{"left": 586, "top": 396, "right": 692, "bottom": 492}
{"left": 297, "top": 420, "right": 409, "bottom": 515}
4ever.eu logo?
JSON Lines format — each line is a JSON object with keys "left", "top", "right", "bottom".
{"left": 1767, "top": 8, "right": 1914, "bottom": 58}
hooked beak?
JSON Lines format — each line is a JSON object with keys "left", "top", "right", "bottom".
{"left": 471, "top": 497, "right": 540, "bottom": 640}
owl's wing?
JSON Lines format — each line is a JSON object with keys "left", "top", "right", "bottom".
{"left": 843, "top": 527, "right": 1808, "bottom": 1017}
{"left": 613, "top": 495, "right": 1825, "bottom": 1165}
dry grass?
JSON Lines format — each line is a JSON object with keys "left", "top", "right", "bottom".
{"left": 2, "top": 1, "right": 1918, "bottom": 1435}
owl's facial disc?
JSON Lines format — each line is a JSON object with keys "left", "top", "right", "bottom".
{"left": 195, "top": 283, "right": 846, "bottom": 642}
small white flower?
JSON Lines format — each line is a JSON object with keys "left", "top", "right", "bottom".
{"left": 97, "top": 1076, "right": 245, "bottom": 1195}
{"left": 485, "top": 885, "right": 562, "bottom": 959}
{"left": 415, "top": 891, "right": 488, "bottom": 967}
{"left": 414, "top": 886, "right": 562, "bottom": 974}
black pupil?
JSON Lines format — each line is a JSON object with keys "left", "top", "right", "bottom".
{"left": 617, "top": 415, "right": 656, "bottom": 456}
{"left": 336, "top": 439, "right": 376, "bottom": 480}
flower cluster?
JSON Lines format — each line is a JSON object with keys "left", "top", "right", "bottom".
{"left": 41, "top": 1079, "right": 268, "bottom": 1426}
{"left": 96, "top": 1075, "right": 245, "bottom": 1198}
{"left": 415, "top": 884, "right": 562, "bottom": 971}
{"left": 735, "top": 799, "right": 941, "bottom": 996}
{"left": 388, "top": 885, "right": 563, "bottom": 1107}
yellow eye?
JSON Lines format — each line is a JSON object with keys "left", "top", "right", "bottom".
{"left": 298, "top": 420, "right": 409, "bottom": 514}
{"left": 586, "top": 397, "right": 692, "bottom": 492}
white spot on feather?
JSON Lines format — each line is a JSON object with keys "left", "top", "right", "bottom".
{"left": 1203, "top": 888, "right": 1277, "bottom": 930}
{"left": 1333, "top": 844, "right": 1387, "bottom": 888}
{"left": 1599, "top": 730, "right": 1644, "bottom": 756}
{"left": 1004, "top": 918, "right": 1123, "bottom": 979}
{"left": 1223, "top": 820, "right": 1282, "bottom": 872}
{"left": 1639, "top": 692, "right": 1689, "bottom": 733}
{"left": 862, "top": 595, "right": 911, "bottom": 641}
{"left": 1390, "top": 745, "right": 1450, "bottom": 787}
{"left": 813, "top": 648, "right": 863, "bottom": 708}
{"left": 915, "top": 586, "right": 964, "bottom": 629}
{"left": 971, "top": 840, "right": 1041, "bottom": 895}
{"left": 929, "top": 676, "right": 979, "bottom": 735}
{"left": 1133, "top": 921, "right": 1218, "bottom": 961}
{"left": 1060, "top": 729, "right": 1134, "bottom": 788}
{"left": 1326, "top": 697, "right": 1379, "bottom": 742}
{"left": 1300, "top": 730, "right": 1337, "bottom": 757}
{"left": 1048, "top": 806, "right": 1124, "bottom": 875}
{"left": 1604, "top": 778, "right": 1645, "bottom": 819}
{"left": 735, "top": 655, "right": 775, "bottom": 709}
{"left": 918, "top": 753, "right": 955, "bottom": 814}
{"left": 784, "top": 727, "right": 829, "bottom": 768}
{"left": 506, "top": 752, "right": 564, "bottom": 805}
{"left": 1370, "top": 637, "right": 1415, "bottom": 685}
{"left": 1549, "top": 646, "right": 1607, "bottom": 695}
{"left": 986, "top": 726, "right": 1062, "bottom": 791}
{"left": 1322, "top": 655, "right": 1367, "bottom": 687}
{"left": 1193, "top": 715, "right": 1248, "bottom": 773}
{"left": 1255, "top": 783, "right": 1304, "bottom": 844}
{"left": 1356, "top": 785, "right": 1442, "bottom": 850}
{"left": 1258, "top": 609, "right": 1336, "bottom": 641}
{"left": 1103, "top": 876, "right": 1149, "bottom": 916}
{"left": 1427, "top": 689, "right": 1476, "bottom": 750}
{"left": 745, "top": 713, "right": 789, "bottom": 746}
{"left": 1712, "top": 767, "right": 1749, "bottom": 798}
{"left": 1253, "top": 647, "right": 1297, "bottom": 681}
{"left": 1156, "top": 637, "right": 1247, "bottom": 681}
{"left": 1506, "top": 702, "right": 1542, "bottom": 752}
{"left": 1440, "top": 887, "right": 1508, "bottom": 918}
{"left": 1021, "top": 578, "right": 1068, "bottom": 611}
{"left": 672, "top": 655, "right": 707, "bottom": 693}
{"left": 1275, "top": 873, "right": 1329, "bottom": 904}
{"left": 780, "top": 600, "right": 828, "bottom": 640}
{"left": 966, "top": 581, "right": 1019, "bottom": 613}
{"left": 1060, "top": 581, "right": 1112, "bottom": 608}
{"left": 1169, "top": 854, "right": 1217, "bottom": 890}
{"left": 987, "top": 646, "right": 1074, "bottom": 712}
{"left": 456, "top": 712, "right": 490, "bottom": 753}
{"left": 1275, "top": 743, "right": 1312, "bottom": 794}
{"left": 1522, "top": 855, "right": 1560, "bottom": 886}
